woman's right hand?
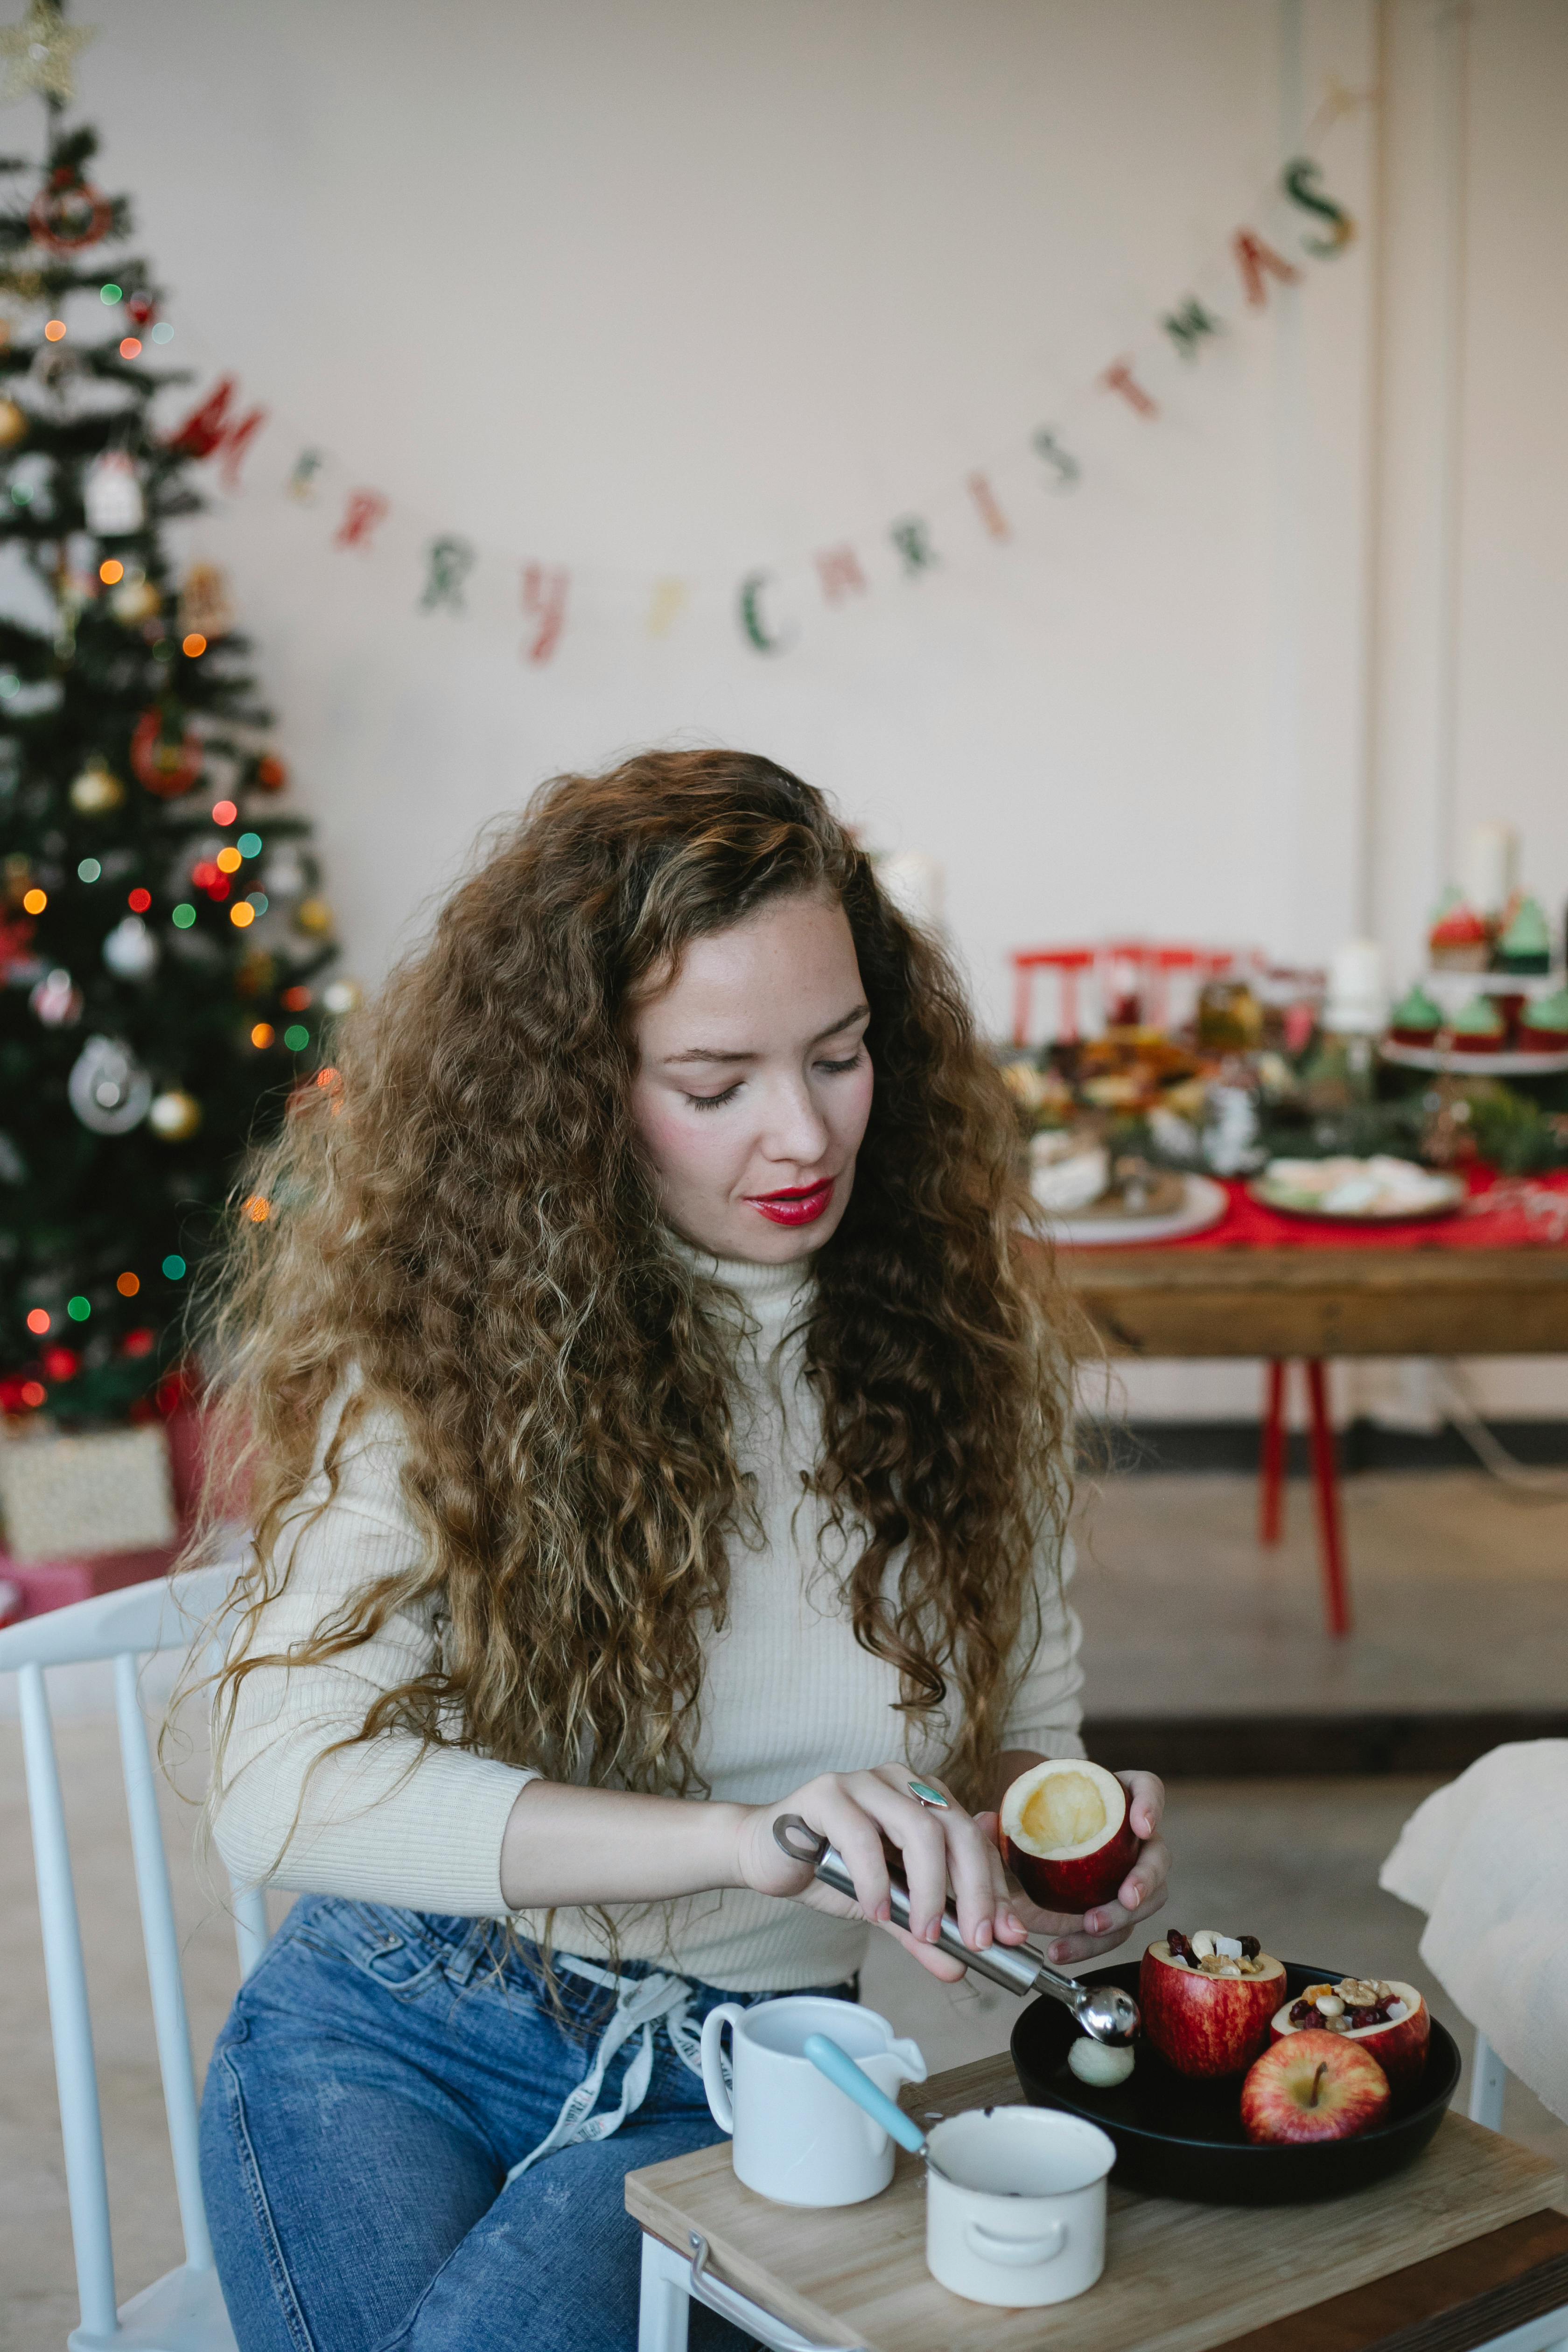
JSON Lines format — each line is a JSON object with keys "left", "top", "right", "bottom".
{"left": 731, "top": 1767, "right": 1031, "bottom": 1982}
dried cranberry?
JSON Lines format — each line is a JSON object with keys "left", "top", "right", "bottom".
{"left": 1358, "top": 2000, "right": 1393, "bottom": 2026}
{"left": 1166, "top": 1929, "right": 1195, "bottom": 1961}
{"left": 1288, "top": 1999, "right": 1318, "bottom": 2028}
{"left": 1238, "top": 1937, "right": 1260, "bottom": 1960}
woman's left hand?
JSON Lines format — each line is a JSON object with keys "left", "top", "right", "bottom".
{"left": 976, "top": 1770, "right": 1169, "bottom": 1968}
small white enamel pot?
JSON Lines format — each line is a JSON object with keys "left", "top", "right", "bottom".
{"left": 700, "top": 1996, "right": 925, "bottom": 2207}
{"left": 923, "top": 2106, "right": 1115, "bottom": 2306}
{"left": 803, "top": 2039, "right": 1115, "bottom": 2308}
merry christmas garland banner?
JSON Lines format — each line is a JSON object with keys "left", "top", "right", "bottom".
{"left": 167, "top": 147, "right": 1358, "bottom": 668}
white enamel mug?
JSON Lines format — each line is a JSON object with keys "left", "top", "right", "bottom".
{"left": 924, "top": 2107, "right": 1115, "bottom": 2307}
{"left": 700, "top": 1996, "right": 926, "bottom": 2206}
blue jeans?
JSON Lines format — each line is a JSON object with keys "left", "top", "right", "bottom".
{"left": 199, "top": 1895, "right": 857, "bottom": 2352}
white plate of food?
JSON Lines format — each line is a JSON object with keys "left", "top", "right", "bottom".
{"left": 1043, "top": 1172, "right": 1229, "bottom": 1247}
{"left": 1249, "top": 1156, "right": 1465, "bottom": 1223}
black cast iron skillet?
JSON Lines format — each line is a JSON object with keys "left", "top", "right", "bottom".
{"left": 1012, "top": 1960, "right": 1461, "bottom": 2205}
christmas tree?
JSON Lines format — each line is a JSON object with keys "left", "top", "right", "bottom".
{"left": 0, "top": 42, "right": 342, "bottom": 1431}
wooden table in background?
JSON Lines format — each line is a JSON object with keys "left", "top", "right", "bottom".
{"left": 628, "top": 2050, "right": 1568, "bottom": 2352}
{"left": 1057, "top": 1245, "right": 1568, "bottom": 1637}
{"left": 1059, "top": 1246, "right": 1568, "bottom": 1362}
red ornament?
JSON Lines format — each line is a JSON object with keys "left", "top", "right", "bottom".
{"left": 253, "top": 753, "right": 288, "bottom": 793}
{"left": 122, "top": 1327, "right": 156, "bottom": 1359}
{"left": 126, "top": 291, "right": 157, "bottom": 328}
{"left": 41, "top": 1345, "right": 79, "bottom": 1381}
{"left": 130, "top": 708, "right": 204, "bottom": 799}
{"left": 29, "top": 174, "right": 114, "bottom": 253}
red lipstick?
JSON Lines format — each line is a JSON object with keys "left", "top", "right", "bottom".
{"left": 748, "top": 1179, "right": 834, "bottom": 1227}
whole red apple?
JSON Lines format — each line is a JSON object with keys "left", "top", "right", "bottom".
{"left": 1269, "top": 1978, "right": 1430, "bottom": 2093}
{"left": 1242, "top": 2028, "right": 1391, "bottom": 2145}
{"left": 999, "top": 1759, "right": 1141, "bottom": 1913}
{"left": 1139, "top": 1934, "right": 1286, "bottom": 2079}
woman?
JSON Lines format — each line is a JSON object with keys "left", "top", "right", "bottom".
{"left": 196, "top": 749, "right": 1168, "bottom": 2352}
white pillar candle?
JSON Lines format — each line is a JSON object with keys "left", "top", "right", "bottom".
{"left": 1460, "top": 823, "right": 1518, "bottom": 917}
{"left": 1324, "top": 938, "right": 1388, "bottom": 1033}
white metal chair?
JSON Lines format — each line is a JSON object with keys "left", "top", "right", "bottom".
{"left": 0, "top": 1563, "right": 266, "bottom": 2352}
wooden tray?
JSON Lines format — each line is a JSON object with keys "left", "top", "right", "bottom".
{"left": 625, "top": 2051, "right": 1564, "bottom": 2352}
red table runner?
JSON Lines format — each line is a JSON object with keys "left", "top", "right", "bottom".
{"left": 1132, "top": 1169, "right": 1568, "bottom": 1252}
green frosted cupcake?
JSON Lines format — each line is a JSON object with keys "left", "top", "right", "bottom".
{"left": 1449, "top": 994, "right": 1505, "bottom": 1054}
{"left": 1495, "top": 895, "right": 1553, "bottom": 975}
{"left": 1389, "top": 983, "right": 1443, "bottom": 1044}
{"left": 1520, "top": 985, "right": 1568, "bottom": 1051}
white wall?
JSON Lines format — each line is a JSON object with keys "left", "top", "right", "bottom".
{"left": 49, "top": 0, "right": 1568, "bottom": 1419}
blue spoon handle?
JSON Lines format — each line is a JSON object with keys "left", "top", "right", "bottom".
{"left": 801, "top": 2033, "right": 928, "bottom": 2156}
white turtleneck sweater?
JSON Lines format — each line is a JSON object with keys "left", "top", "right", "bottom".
{"left": 211, "top": 1252, "right": 1084, "bottom": 1992}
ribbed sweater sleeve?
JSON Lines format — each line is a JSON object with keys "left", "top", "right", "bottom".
{"left": 210, "top": 1405, "right": 536, "bottom": 1915}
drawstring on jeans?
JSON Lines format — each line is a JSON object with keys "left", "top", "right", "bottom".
{"left": 503, "top": 1955, "right": 708, "bottom": 2183}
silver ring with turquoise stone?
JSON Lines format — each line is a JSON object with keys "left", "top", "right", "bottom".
{"left": 907, "top": 1778, "right": 950, "bottom": 1809}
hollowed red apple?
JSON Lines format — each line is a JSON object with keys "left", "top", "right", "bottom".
{"left": 999, "top": 1760, "right": 1141, "bottom": 1913}
{"left": 1139, "top": 1932, "right": 1286, "bottom": 2079}
{"left": 1269, "top": 1978, "right": 1430, "bottom": 2092}
{"left": 1241, "top": 2028, "right": 1391, "bottom": 2145}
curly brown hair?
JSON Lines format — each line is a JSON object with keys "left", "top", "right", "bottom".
{"left": 200, "top": 749, "right": 1078, "bottom": 1817}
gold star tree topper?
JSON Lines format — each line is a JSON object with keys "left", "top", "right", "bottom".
{"left": 0, "top": 2, "right": 98, "bottom": 105}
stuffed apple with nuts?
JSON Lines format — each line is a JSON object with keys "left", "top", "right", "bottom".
{"left": 1140, "top": 1928, "right": 1287, "bottom": 2079}
{"left": 1269, "top": 1977, "right": 1430, "bottom": 2091}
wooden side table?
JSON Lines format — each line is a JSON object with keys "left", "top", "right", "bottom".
{"left": 626, "top": 2051, "right": 1568, "bottom": 2352}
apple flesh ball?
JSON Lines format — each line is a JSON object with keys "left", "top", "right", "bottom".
{"left": 999, "top": 1760, "right": 1141, "bottom": 1912}
{"left": 1241, "top": 2029, "right": 1391, "bottom": 2146}
{"left": 1139, "top": 1936, "right": 1286, "bottom": 2079}
{"left": 1068, "top": 2036, "right": 1136, "bottom": 2088}
{"left": 1270, "top": 1978, "right": 1431, "bottom": 2093}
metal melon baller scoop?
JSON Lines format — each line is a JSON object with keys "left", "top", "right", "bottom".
{"left": 771, "top": 1813, "right": 1141, "bottom": 2046}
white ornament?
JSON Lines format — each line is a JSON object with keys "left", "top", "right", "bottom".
{"left": 262, "top": 845, "right": 307, "bottom": 901}
{"left": 83, "top": 449, "right": 146, "bottom": 535}
{"left": 110, "top": 570, "right": 161, "bottom": 626}
{"left": 29, "top": 965, "right": 82, "bottom": 1026}
{"left": 67, "top": 1034, "right": 152, "bottom": 1134}
{"left": 102, "top": 914, "right": 159, "bottom": 980}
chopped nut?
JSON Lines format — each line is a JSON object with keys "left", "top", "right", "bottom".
{"left": 1218, "top": 1962, "right": 1241, "bottom": 1977}
{"left": 1190, "top": 1931, "right": 1217, "bottom": 1960}
{"left": 1314, "top": 1994, "right": 1345, "bottom": 2019}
